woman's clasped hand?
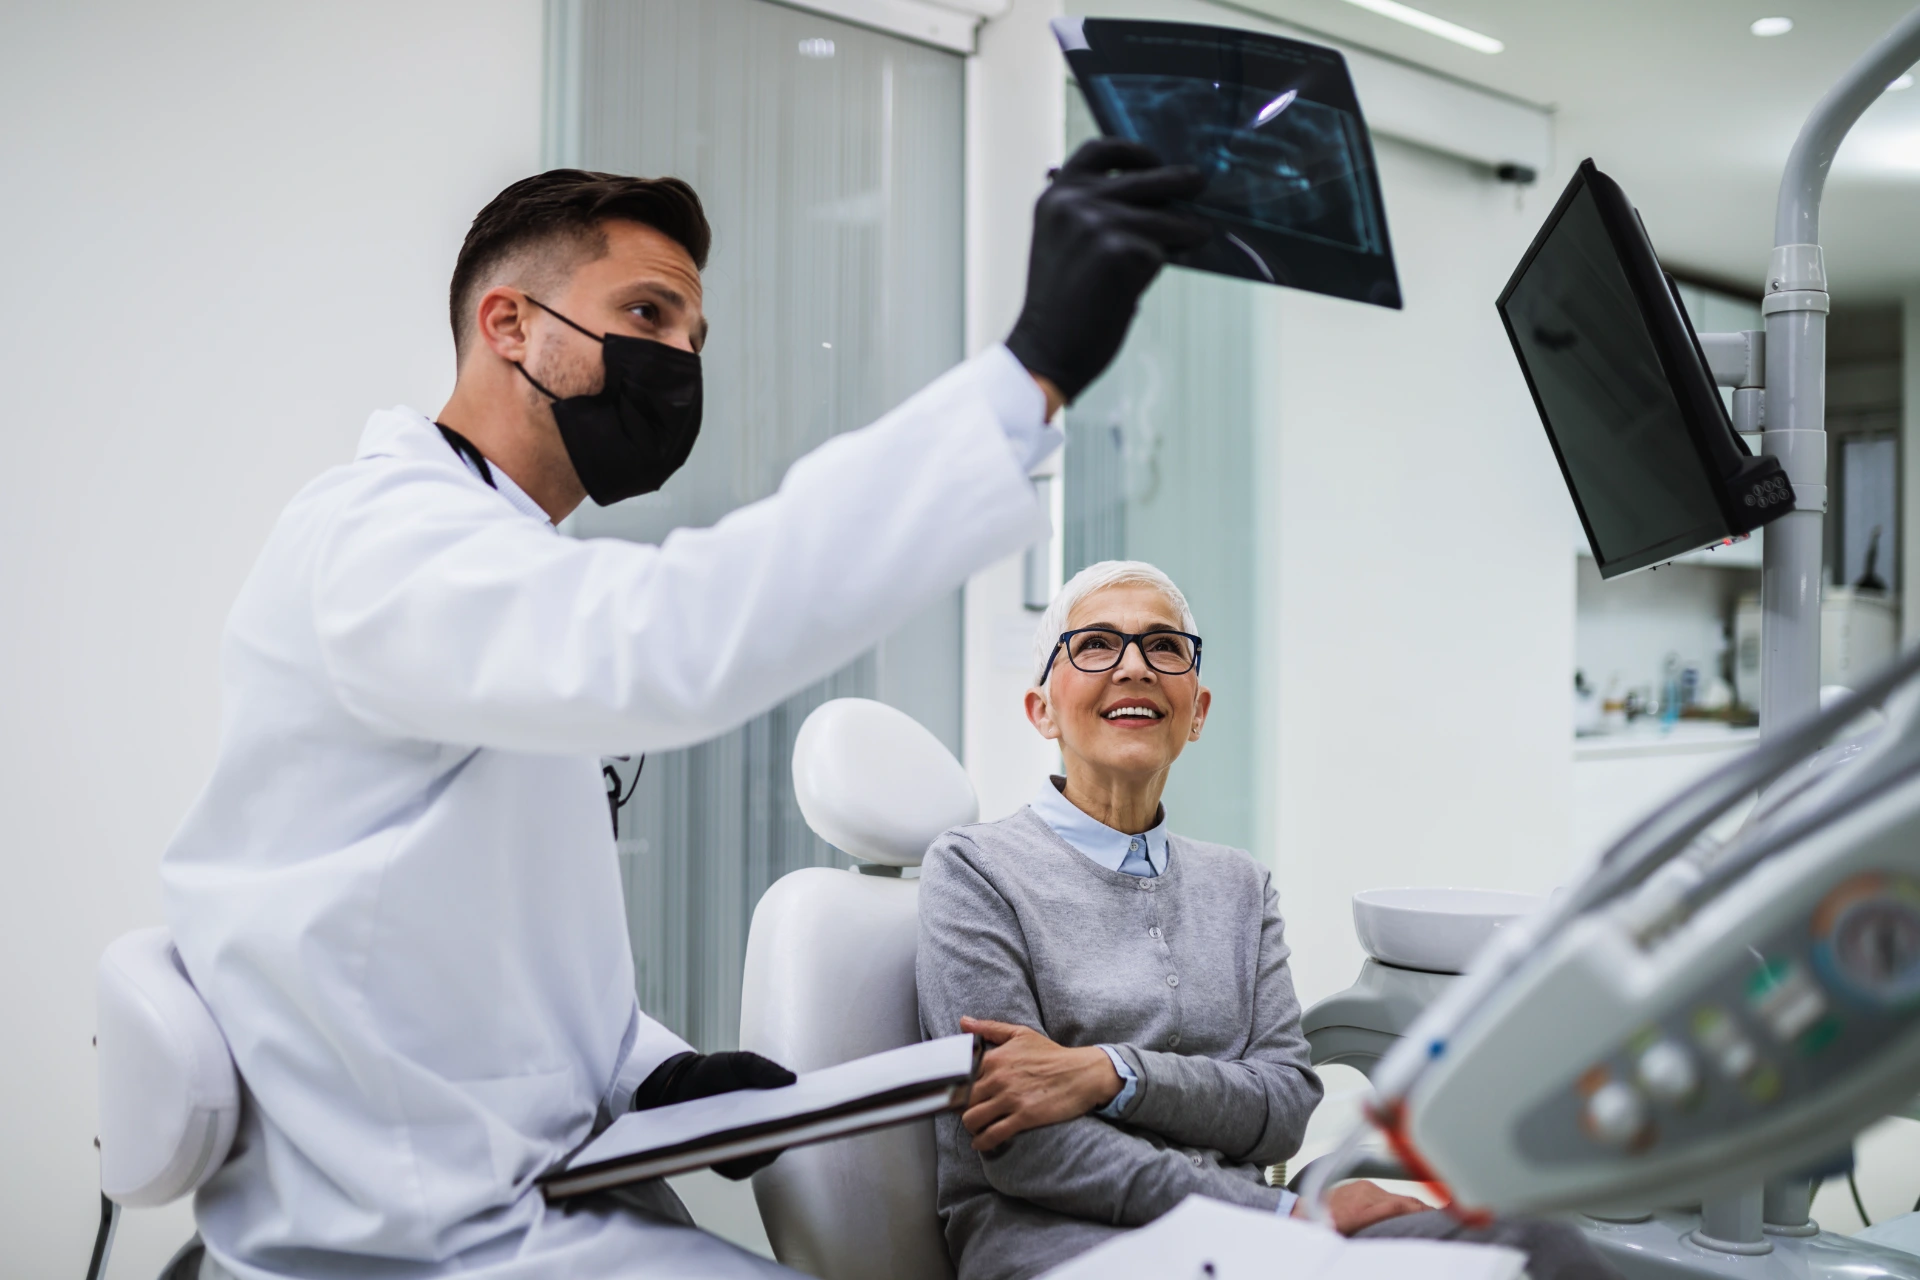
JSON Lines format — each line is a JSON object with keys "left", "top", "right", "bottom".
{"left": 957, "top": 1016, "right": 1123, "bottom": 1152}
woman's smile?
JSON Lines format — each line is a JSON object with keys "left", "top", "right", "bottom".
{"left": 1099, "top": 697, "right": 1166, "bottom": 725}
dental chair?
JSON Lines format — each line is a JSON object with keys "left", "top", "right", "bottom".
{"left": 740, "top": 698, "right": 978, "bottom": 1280}
{"left": 89, "top": 925, "right": 240, "bottom": 1280}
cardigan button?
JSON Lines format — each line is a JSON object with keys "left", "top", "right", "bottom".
{"left": 1148, "top": 926, "right": 1162, "bottom": 939}
{"left": 1166, "top": 974, "right": 1180, "bottom": 988}
{"left": 1167, "top": 1033, "right": 1181, "bottom": 1048}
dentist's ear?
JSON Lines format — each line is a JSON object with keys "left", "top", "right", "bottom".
{"left": 1187, "top": 685, "right": 1212, "bottom": 742}
{"left": 473, "top": 285, "right": 539, "bottom": 366}
{"left": 1024, "top": 685, "right": 1062, "bottom": 741}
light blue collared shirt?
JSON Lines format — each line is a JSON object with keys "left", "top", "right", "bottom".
{"left": 1028, "top": 776, "right": 1169, "bottom": 878}
{"left": 1027, "top": 776, "right": 1297, "bottom": 1218}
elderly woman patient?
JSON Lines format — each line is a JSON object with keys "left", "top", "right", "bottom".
{"left": 915, "top": 561, "right": 1614, "bottom": 1280}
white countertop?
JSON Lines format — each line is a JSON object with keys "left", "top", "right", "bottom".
{"left": 1574, "top": 720, "right": 1759, "bottom": 761}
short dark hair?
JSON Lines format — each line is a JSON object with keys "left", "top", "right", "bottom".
{"left": 449, "top": 168, "right": 711, "bottom": 360}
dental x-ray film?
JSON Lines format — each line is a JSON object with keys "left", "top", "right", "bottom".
{"left": 1052, "top": 17, "right": 1401, "bottom": 309}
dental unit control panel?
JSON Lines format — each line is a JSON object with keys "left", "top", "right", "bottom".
{"left": 1506, "top": 864, "right": 1920, "bottom": 1193}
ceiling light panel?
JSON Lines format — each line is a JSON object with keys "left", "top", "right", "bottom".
{"left": 1335, "top": 0, "right": 1505, "bottom": 55}
{"left": 1750, "top": 17, "right": 1794, "bottom": 37}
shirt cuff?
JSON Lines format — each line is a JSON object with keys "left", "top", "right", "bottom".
{"left": 1274, "top": 1189, "right": 1299, "bottom": 1218}
{"left": 979, "top": 343, "right": 1063, "bottom": 473}
{"left": 1093, "top": 1044, "right": 1138, "bottom": 1119}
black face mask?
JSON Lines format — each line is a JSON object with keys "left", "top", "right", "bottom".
{"left": 516, "top": 298, "right": 703, "bottom": 506}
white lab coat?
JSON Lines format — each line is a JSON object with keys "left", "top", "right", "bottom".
{"left": 161, "top": 347, "right": 1053, "bottom": 1279}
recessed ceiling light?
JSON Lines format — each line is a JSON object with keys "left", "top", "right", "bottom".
{"left": 1890, "top": 72, "right": 1915, "bottom": 91}
{"left": 1335, "top": 0, "right": 1504, "bottom": 54}
{"left": 1750, "top": 16, "right": 1794, "bottom": 37}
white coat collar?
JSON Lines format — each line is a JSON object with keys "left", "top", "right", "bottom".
{"left": 358, "top": 408, "right": 554, "bottom": 525}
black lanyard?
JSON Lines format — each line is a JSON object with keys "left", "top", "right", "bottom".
{"left": 435, "top": 423, "right": 496, "bottom": 489}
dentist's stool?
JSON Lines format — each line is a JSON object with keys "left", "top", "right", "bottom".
{"left": 90, "top": 926, "right": 240, "bottom": 1280}
{"left": 740, "top": 698, "right": 977, "bottom": 1280}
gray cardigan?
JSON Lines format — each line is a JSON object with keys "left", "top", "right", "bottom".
{"left": 916, "top": 807, "right": 1324, "bottom": 1280}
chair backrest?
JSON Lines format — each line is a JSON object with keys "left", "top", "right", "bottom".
{"left": 790, "top": 697, "right": 978, "bottom": 868}
{"left": 741, "top": 698, "right": 977, "bottom": 1280}
{"left": 96, "top": 927, "right": 240, "bottom": 1206}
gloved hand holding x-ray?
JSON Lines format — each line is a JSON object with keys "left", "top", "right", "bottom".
{"left": 1006, "top": 138, "right": 1210, "bottom": 403}
{"left": 1052, "top": 16, "right": 1402, "bottom": 310}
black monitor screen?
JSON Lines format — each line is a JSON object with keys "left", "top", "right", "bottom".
{"left": 1056, "top": 18, "right": 1401, "bottom": 309}
{"left": 1499, "top": 171, "right": 1730, "bottom": 575}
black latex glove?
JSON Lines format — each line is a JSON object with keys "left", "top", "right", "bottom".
{"left": 1004, "top": 138, "right": 1211, "bottom": 403}
{"left": 632, "top": 1050, "right": 797, "bottom": 1181}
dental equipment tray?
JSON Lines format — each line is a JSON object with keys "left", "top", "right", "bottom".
{"left": 538, "top": 1034, "right": 980, "bottom": 1199}
{"left": 1498, "top": 159, "right": 1794, "bottom": 578}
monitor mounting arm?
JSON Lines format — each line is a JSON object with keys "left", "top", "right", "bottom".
{"left": 1696, "top": 328, "right": 1766, "bottom": 438}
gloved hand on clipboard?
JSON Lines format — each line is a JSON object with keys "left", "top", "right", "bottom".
{"left": 633, "top": 1050, "right": 797, "bottom": 1180}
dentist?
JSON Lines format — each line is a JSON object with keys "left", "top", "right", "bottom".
{"left": 160, "top": 147, "right": 1206, "bottom": 1280}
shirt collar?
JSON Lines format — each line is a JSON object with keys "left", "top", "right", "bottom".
{"left": 356, "top": 407, "right": 553, "bottom": 525}
{"left": 1028, "top": 776, "right": 1169, "bottom": 875}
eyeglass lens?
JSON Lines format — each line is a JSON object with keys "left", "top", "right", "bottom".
{"left": 1066, "top": 629, "right": 1197, "bottom": 674}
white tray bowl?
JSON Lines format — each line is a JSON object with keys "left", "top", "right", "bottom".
{"left": 1352, "top": 887, "right": 1544, "bottom": 974}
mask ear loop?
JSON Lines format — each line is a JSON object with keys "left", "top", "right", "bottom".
{"left": 514, "top": 294, "right": 606, "bottom": 401}
{"left": 514, "top": 361, "right": 564, "bottom": 402}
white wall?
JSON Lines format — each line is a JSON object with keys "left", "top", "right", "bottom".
{"left": 1265, "top": 138, "right": 1576, "bottom": 1005}
{"left": 0, "top": 3, "right": 542, "bottom": 1273}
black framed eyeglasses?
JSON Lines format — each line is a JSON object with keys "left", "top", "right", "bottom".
{"left": 1040, "top": 627, "right": 1203, "bottom": 684}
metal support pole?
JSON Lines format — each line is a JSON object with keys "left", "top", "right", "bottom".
{"left": 1022, "top": 475, "right": 1053, "bottom": 610}
{"left": 1761, "top": 288, "right": 1827, "bottom": 736}
{"left": 1694, "top": 1185, "right": 1772, "bottom": 1255}
{"left": 1763, "top": 1175, "right": 1818, "bottom": 1235}
{"left": 1762, "top": 6, "right": 1920, "bottom": 736}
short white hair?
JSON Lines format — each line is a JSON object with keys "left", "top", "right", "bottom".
{"left": 1031, "top": 559, "right": 1197, "bottom": 688}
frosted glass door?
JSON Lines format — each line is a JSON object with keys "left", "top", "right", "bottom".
{"left": 546, "top": 0, "right": 964, "bottom": 1049}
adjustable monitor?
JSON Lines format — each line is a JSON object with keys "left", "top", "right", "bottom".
{"left": 1498, "top": 159, "right": 1794, "bottom": 578}
{"left": 1053, "top": 17, "right": 1401, "bottom": 309}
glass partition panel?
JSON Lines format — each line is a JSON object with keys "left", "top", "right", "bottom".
{"left": 1062, "top": 91, "right": 1259, "bottom": 855}
{"left": 548, "top": 0, "right": 964, "bottom": 1049}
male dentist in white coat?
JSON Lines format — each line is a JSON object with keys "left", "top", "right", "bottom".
{"left": 161, "top": 149, "right": 1207, "bottom": 1280}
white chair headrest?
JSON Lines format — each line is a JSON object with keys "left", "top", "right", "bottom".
{"left": 96, "top": 927, "right": 239, "bottom": 1206}
{"left": 792, "top": 698, "right": 977, "bottom": 867}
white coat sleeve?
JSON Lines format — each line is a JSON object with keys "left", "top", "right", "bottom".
{"left": 313, "top": 348, "right": 1052, "bottom": 755}
{"left": 602, "top": 1001, "right": 696, "bottom": 1116}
